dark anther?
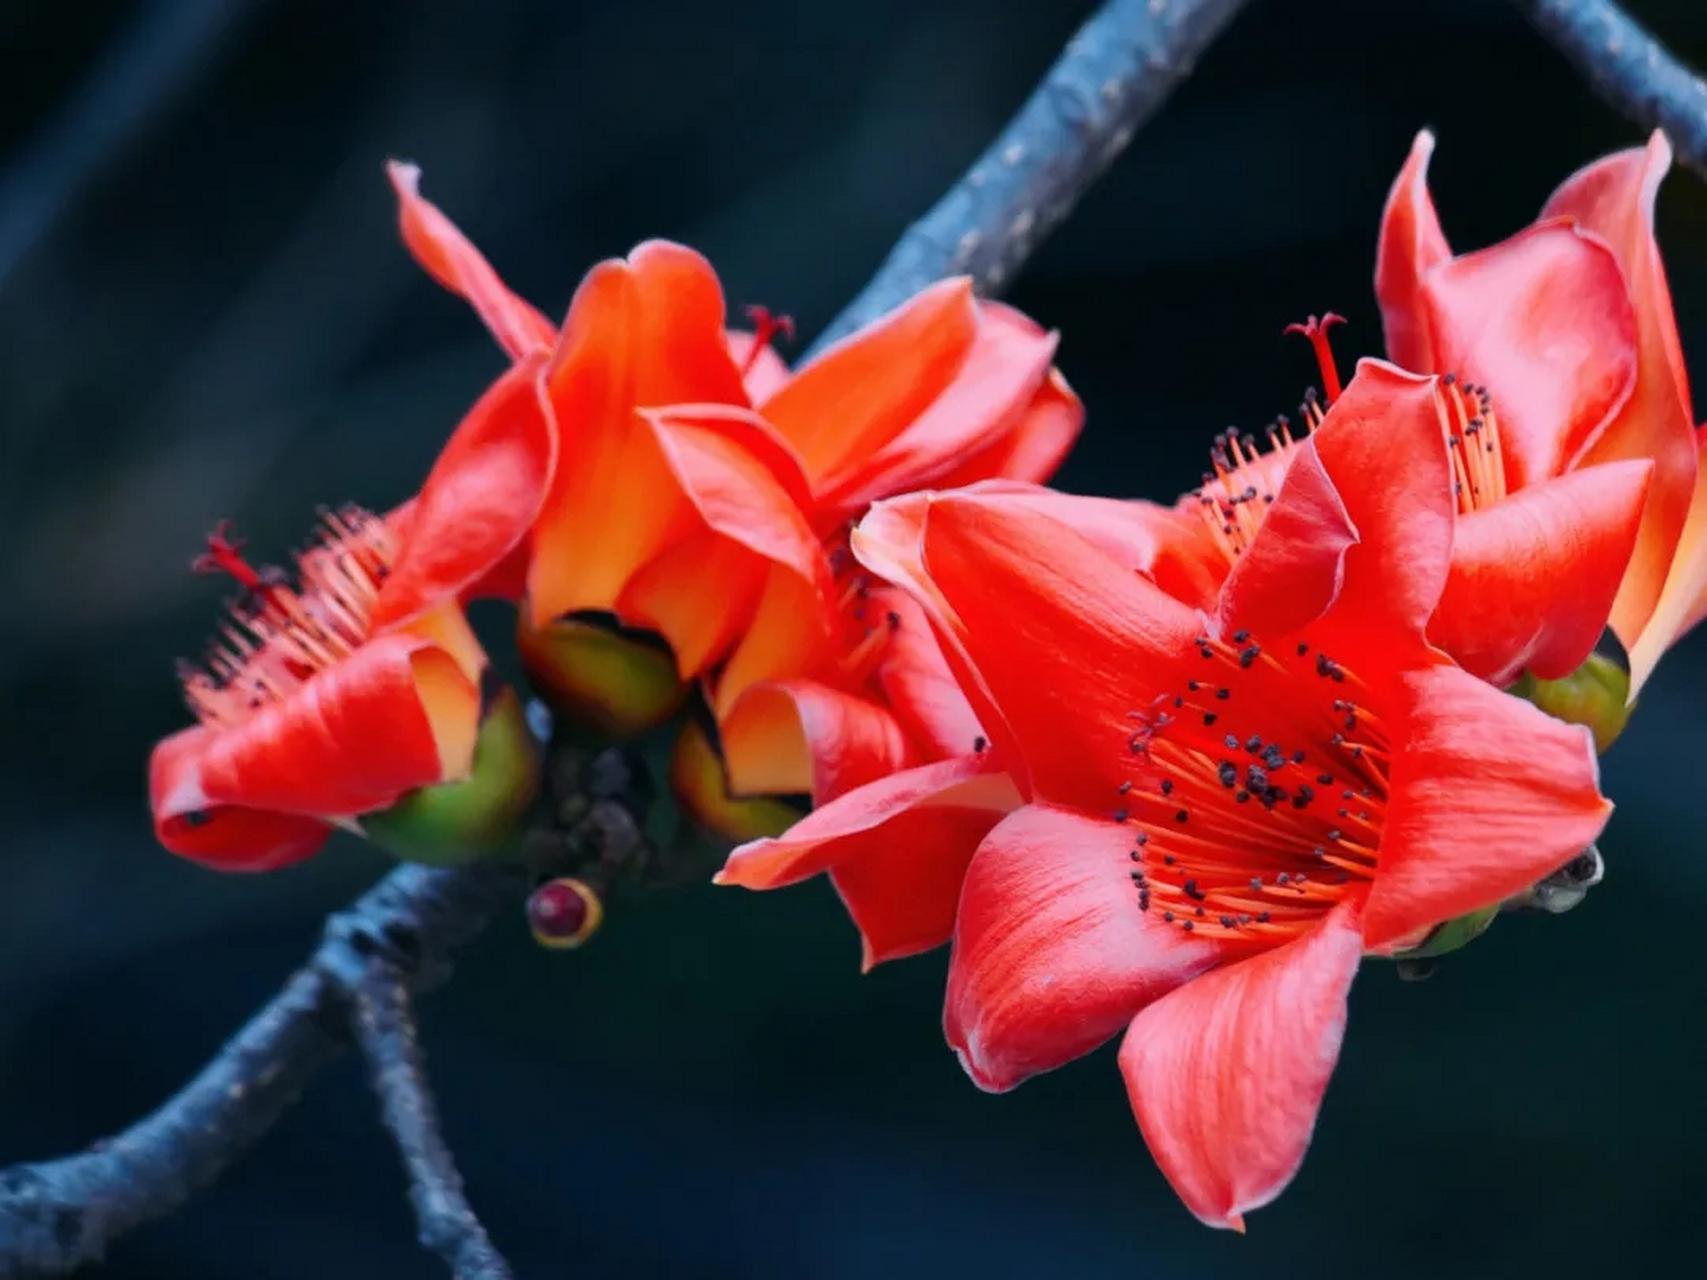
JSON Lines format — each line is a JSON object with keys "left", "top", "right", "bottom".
{"left": 1224, "top": 734, "right": 1240, "bottom": 750}
{"left": 1182, "top": 920, "right": 1195, "bottom": 931}
{"left": 1239, "top": 646, "right": 1260, "bottom": 668}
{"left": 1113, "top": 808, "right": 1129, "bottom": 823}
{"left": 1174, "top": 809, "right": 1189, "bottom": 823}
{"left": 1220, "top": 915, "right": 1236, "bottom": 928}
{"left": 1245, "top": 735, "right": 1263, "bottom": 754}
{"left": 1257, "top": 911, "right": 1271, "bottom": 923}
{"left": 1297, "top": 642, "right": 1309, "bottom": 655}
{"left": 973, "top": 735, "right": 988, "bottom": 753}
{"left": 1160, "top": 779, "right": 1174, "bottom": 796}
{"left": 1215, "top": 688, "right": 1230, "bottom": 700}
{"left": 1203, "top": 712, "right": 1219, "bottom": 726}
{"left": 1163, "top": 910, "right": 1176, "bottom": 922}
{"left": 1183, "top": 879, "right": 1207, "bottom": 901}
{"left": 1231, "top": 630, "right": 1250, "bottom": 644}
{"left": 1218, "top": 762, "right": 1238, "bottom": 788}
{"left": 181, "top": 809, "right": 212, "bottom": 828}
{"left": 1118, "top": 779, "right": 1133, "bottom": 794}
{"left": 1162, "top": 853, "right": 1175, "bottom": 865}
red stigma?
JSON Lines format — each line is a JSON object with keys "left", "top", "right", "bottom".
{"left": 1284, "top": 312, "right": 1346, "bottom": 404}
{"left": 741, "top": 304, "right": 795, "bottom": 376}
{"left": 192, "top": 521, "right": 266, "bottom": 593}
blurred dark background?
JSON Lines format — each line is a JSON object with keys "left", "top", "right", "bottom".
{"left": 4, "top": 0, "right": 1707, "bottom": 1275}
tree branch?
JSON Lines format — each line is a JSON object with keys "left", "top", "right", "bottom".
{"left": 1510, "top": 0, "right": 1707, "bottom": 181}
{"left": 808, "top": 0, "right": 1254, "bottom": 354}
{"left": 0, "top": 0, "right": 1248, "bottom": 1268}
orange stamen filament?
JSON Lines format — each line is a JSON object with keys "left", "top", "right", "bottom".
{"left": 181, "top": 506, "right": 397, "bottom": 727}
{"left": 1192, "top": 421, "right": 1300, "bottom": 563}
{"left": 1118, "top": 631, "right": 1392, "bottom": 950}
{"left": 1439, "top": 374, "right": 1508, "bottom": 515}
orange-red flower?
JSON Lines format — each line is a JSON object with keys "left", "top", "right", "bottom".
{"left": 1377, "top": 129, "right": 1689, "bottom": 689}
{"left": 150, "top": 361, "right": 554, "bottom": 869}
{"left": 726, "top": 361, "right": 1610, "bottom": 1226}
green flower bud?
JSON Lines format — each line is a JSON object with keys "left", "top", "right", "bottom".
{"left": 1392, "top": 903, "right": 1500, "bottom": 961}
{"left": 363, "top": 685, "right": 542, "bottom": 865}
{"left": 1509, "top": 652, "right": 1631, "bottom": 752}
{"left": 517, "top": 611, "right": 688, "bottom": 739}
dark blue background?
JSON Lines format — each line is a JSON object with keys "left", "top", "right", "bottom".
{"left": 3, "top": 1, "right": 1705, "bottom": 1276}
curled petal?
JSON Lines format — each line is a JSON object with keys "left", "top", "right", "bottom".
{"left": 1414, "top": 221, "right": 1637, "bottom": 488}
{"left": 1628, "top": 430, "right": 1707, "bottom": 693}
{"left": 760, "top": 278, "right": 980, "bottom": 498}
{"left": 946, "top": 804, "right": 1219, "bottom": 1093}
{"left": 1362, "top": 664, "right": 1611, "bottom": 951}
{"left": 151, "top": 727, "right": 331, "bottom": 869}
{"left": 1432, "top": 460, "right": 1652, "bottom": 684}
{"left": 371, "top": 356, "right": 557, "bottom": 631}
{"left": 1544, "top": 135, "right": 1700, "bottom": 675}
{"left": 934, "top": 365, "right": 1084, "bottom": 490}
{"left": 1375, "top": 130, "right": 1453, "bottom": 372}
{"left": 155, "top": 636, "right": 481, "bottom": 820}
{"left": 1119, "top": 902, "right": 1363, "bottom": 1231}
{"left": 386, "top": 161, "right": 556, "bottom": 359}
{"left": 719, "top": 679, "right": 911, "bottom": 804}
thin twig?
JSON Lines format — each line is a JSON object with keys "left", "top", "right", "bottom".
{"left": 1510, "top": 0, "right": 1707, "bottom": 181}
{"left": 807, "top": 0, "right": 1254, "bottom": 354}
{"left": 0, "top": 0, "right": 1241, "bottom": 1267}
{"left": 342, "top": 968, "right": 514, "bottom": 1280}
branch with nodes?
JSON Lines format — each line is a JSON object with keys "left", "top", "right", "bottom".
{"left": 0, "top": 0, "right": 1260, "bottom": 1273}
{"left": 1510, "top": 0, "right": 1707, "bottom": 181}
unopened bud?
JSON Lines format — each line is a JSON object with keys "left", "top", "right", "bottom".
{"left": 527, "top": 876, "right": 604, "bottom": 949}
{"left": 1392, "top": 903, "right": 1500, "bottom": 962}
{"left": 669, "top": 719, "right": 803, "bottom": 844}
{"left": 1510, "top": 652, "right": 1631, "bottom": 752}
{"left": 362, "top": 685, "right": 542, "bottom": 865}
{"left": 517, "top": 611, "right": 689, "bottom": 739}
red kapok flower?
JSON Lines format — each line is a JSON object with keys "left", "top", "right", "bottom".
{"left": 390, "top": 163, "right": 825, "bottom": 731}
{"left": 149, "top": 361, "right": 554, "bottom": 870}
{"left": 812, "top": 360, "right": 1610, "bottom": 1227}
{"left": 1377, "top": 130, "right": 1687, "bottom": 689}
{"left": 677, "top": 288, "right": 1083, "bottom": 911}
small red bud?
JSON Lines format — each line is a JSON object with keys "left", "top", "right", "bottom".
{"left": 527, "top": 877, "right": 603, "bottom": 949}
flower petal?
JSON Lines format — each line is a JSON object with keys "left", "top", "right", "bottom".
{"left": 811, "top": 300, "right": 1063, "bottom": 519}
{"left": 370, "top": 356, "right": 557, "bottom": 631}
{"left": 386, "top": 162, "right": 556, "bottom": 360}
{"left": 1118, "top": 901, "right": 1363, "bottom": 1231}
{"left": 151, "top": 726, "right": 332, "bottom": 870}
{"left": 1412, "top": 221, "right": 1637, "bottom": 487}
{"left": 946, "top": 804, "right": 1220, "bottom": 1093}
{"left": 933, "top": 365, "right": 1084, "bottom": 490}
{"left": 1543, "top": 134, "right": 1700, "bottom": 673}
{"left": 1431, "top": 460, "right": 1652, "bottom": 684}
{"left": 1306, "top": 361, "right": 1456, "bottom": 643}
{"left": 1362, "top": 664, "right": 1611, "bottom": 951}
{"left": 161, "top": 636, "right": 482, "bottom": 820}
{"left": 1216, "top": 442, "right": 1356, "bottom": 639}
{"left": 615, "top": 534, "right": 764, "bottom": 678}
{"left": 1374, "top": 130, "right": 1453, "bottom": 372}
{"left": 1627, "top": 428, "right": 1707, "bottom": 693}
{"left": 726, "top": 329, "right": 793, "bottom": 402}
{"left": 854, "top": 490, "right": 1206, "bottom": 811}
{"left": 719, "top": 678, "right": 912, "bottom": 803}
{"left": 874, "top": 586, "right": 986, "bottom": 762}
{"left": 718, "top": 755, "right": 1020, "bottom": 969}
{"left": 759, "top": 278, "right": 980, "bottom": 497}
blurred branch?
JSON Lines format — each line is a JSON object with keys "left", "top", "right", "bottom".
{"left": 1510, "top": 0, "right": 1707, "bottom": 181}
{"left": 809, "top": 0, "right": 1253, "bottom": 353}
{"left": 343, "top": 968, "right": 514, "bottom": 1280}
{"left": 0, "top": 0, "right": 1240, "bottom": 1268}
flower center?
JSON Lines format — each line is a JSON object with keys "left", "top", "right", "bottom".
{"left": 1191, "top": 421, "right": 1302, "bottom": 562}
{"left": 740, "top": 304, "right": 795, "bottom": 378}
{"left": 1438, "top": 373, "right": 1507, "bottom": 515}
{"left": 180, "top": 507, "right": 396, "bottom": 727}
{"left": 827, "top": 533, "right": 901, "bottom": 687}
{"left": 1117, "top": 630, "right": 1392, "bottom": 950}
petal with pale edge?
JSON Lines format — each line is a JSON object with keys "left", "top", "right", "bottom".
{"left": 1362, "top": 664, "right": 1611, "bottom": 952}
{"left": 1543, "top": 135, "right": 1700, "bottom": 685}
{"left": 1309, "top": 361, "right": 1454, "bottom": 644}
{"left": 151, "top": 726, "right": 332, "bottom": 869}
{"left": 858, "top": 490, "right": 1206, "bottom": 812}
{"left": 932, "top": 365, "right": 1084, "bottom": 491}
{"left": 814, "top": 300, "right": 1061, "bottom": 518}
{"left": 760, "top": 278, "right": 979, "bottom": 495}
{"left": 718, "top": 753, "right": 1014, "bottom": 887}
{"left": 371, "top": 356, "right": 557, "bottom": 631}
{"left": 945, "top": 804, "right": 1219, "bottom": 1094}
{"left": 1414, "top": 221, "right": 1636, "bottom": 488}
{"left": 1216, "top": 443, "right": 1356, "bottom": 640}
{"left": 154, "top": 636, "right": 482, "bottom": 821}
{"left": 718, "top": 755, "right": 1020, "bottom": 969}
{"left": 1627, "top": 429, "right": 1707, "bottom": 693}
{"left": 386, "top": 162, "right": 556, "bottom": 360}
{"left": 1432, "top": 460, "right": 1652, "bottom": 684}
{"left": 1374, "top": 130, "right": 1453, "bottom": 373}
{"left": 1119, "top": 901, "right": 1362, "bottom": 1231}
{"left": 719, "top": 678, "right": 911, "bottom": 804}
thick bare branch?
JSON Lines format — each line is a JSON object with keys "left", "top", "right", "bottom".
{"left": 1511, "top": 0, "right": 1707, "bottom": 181}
